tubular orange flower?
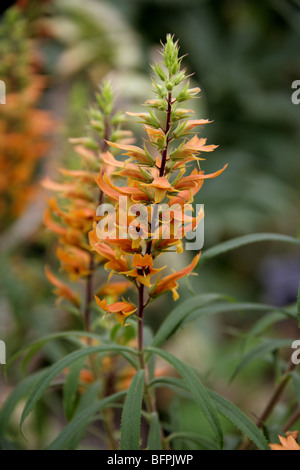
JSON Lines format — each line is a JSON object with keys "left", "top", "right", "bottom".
{"left": 150, "top": 253, "right": 201, "bottom": 300}
{"left": 142, "top": 177, "right": 173, "bottom": 203}
{"left": 122, "top": 253, "right": 165, "bottom": 287}
{"left": 96, "top": 281, "right": 132, "bottom": 299}
{"left": 45, "top": 266, "right": 80, "bottom": 307}
{"left": 79, "top": 369, "right": 95, "bottom": 384}
{"left": 95, "top": 297, "right": 137, "bottom": 326}
{"left": 107, "top": 141, "right": 154, "bottom": 165}
{"left": 269, "top": 432, "right": 300, "bottom": 450}
{"left": 56, "top": 246, "right": 91, "bottom": 280}
{"left": 173, "top": 164, "right": 228, "bottom": 191}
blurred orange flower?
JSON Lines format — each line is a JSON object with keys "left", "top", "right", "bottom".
{"left": 269, "top": 432, "right": 300, "bottom": 451}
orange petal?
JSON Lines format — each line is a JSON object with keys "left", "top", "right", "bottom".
{"left": 45, "top": 266, "right": 80, "bottom": 307}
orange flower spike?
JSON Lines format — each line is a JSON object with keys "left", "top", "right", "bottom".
{"left": 122, "top": 253, "right": 165, "bottom": 288}
{"left": 269, "top": 432, "right": 300, "bottom": 450}
{"left": 150, "top": 253, "right": 201, "bottom": 301}
{"left": 95, "top": 296, "right": 137, "bottom": 326}
{"left": 45, "top": 266, "right": 80, "bottom": 308}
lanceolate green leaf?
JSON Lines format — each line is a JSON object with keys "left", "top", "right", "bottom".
{"left": 120, "top": 370, "right": 145, "bottom": 450}
{"left": 152, "top": 296, "right": 294, "bottom": 348}
{"left": 6, "top": 331, "right": 110, "bottom": 370}
{"left": 147, "top": 412, "right": 162, "bottom": 450}
{"left": 0, "top": 369, "right": 47, "bottom": 438}
{"left": 184, "top": 302, "right": 295, "bottom": 326}
{"left": 146, "top": 347, "right": 223, "bottom": 448}
{"left": 47, "top": 391, "right": 126, "bottom": 450}
{"left": 20, "top": 345, "right": 138, "bottom": 432}
{"left": 231, "top": 339, "right": 292, "bottom": 382}
{"left": 208, "top": 390, "right": 269, "bottom": 450}
{"left": 152, "top": 293, "right": 226, "bottom": 347}
{"left": 199, "top": 233, "right": 300, "bottom": 265}
{"left": 149, "top": 376, "right": 269, "bottom": 450}
{"left": 243, "top": 312, "right": 286, "bottom": 348}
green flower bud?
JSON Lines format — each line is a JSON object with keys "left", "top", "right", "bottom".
{"left": 163, "top": 34, "right": 179, "bottom": 73}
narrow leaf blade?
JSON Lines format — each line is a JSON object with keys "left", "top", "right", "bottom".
{"left": 120, "top": 370, "right": 145, "bottom": 450}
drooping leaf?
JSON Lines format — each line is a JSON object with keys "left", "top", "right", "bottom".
{"left": 6, "top": 331, "right": 107, "bottom": 371}
{"left": 231, "top": 339, "right": 292, "bottom": 381}
{"left": 149, "top": 376, "right": 269, "bottom": 450}
{"left": 208, "top": 390, "right": 269, "bottom": 450}
{"left": 243, "top": 312, "right": 286, "bottom": 349}
{"left": 152, "top": 293, "right": 226, "bottom": 347}
{"left": 20, "top": 345, "right": 137, "bottom": 432}
{"left": 185, "top": 302, "right": 295, "bottom": 325}
{"left": 199, "top": 233, "right": 300, "bottom": 265}
{"left": 146, "top": 347, "right": 223, "bottom": 448}
{"left": 0, "top": 369, "right": 47, "bottom": 438}
{"left": 63, "top": 357, "right": 86, "bottom": 421}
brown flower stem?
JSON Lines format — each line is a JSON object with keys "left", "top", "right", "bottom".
{"left": 239, "top": 360, "right": 297, "bottom": 450}
{"left": 159, "top": 92, "right": 172, "bottom": 177}
{"left": 283, "top": 408, "right": 300, "bottom": 432}
{"left": 137, "top": 283, "right": 169, "bottom": 448}
{"left": 137, "top": 284, "right": 153, "bottom": 407}
{"left": 98, "top": 119, "right": 109, "bottom": 206}
{"left": 256, "top": 361, "right": 296, "bottom": 429}
{"left": 146, "top": 91, "right": 173, "bottom": 257}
